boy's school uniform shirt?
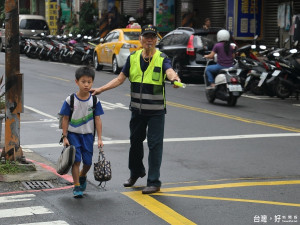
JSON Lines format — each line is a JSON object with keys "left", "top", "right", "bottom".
{"left": 60, "top": 93, "right": 104, "bottom": 134}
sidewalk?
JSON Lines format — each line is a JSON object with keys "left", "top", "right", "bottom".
{"left": 0, "top": 150, "right": 74, "bottom": 194}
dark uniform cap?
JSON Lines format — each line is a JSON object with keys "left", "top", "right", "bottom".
{"left": 141, "top": 25, "right": 158, "bottom": 36}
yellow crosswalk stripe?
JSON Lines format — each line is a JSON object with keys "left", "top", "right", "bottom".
{"left": 123, "top": 191, "right": 197, "bottom": 225}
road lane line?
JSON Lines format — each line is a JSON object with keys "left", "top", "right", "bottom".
{"left": 25, "top": 101, "right": 300, "bottom": 132}
{"left": 39, "top": 74, "right": 70, "bottom": 82}
{"left": 21, "top": 133, "right": 300, "bottom": 149}
{"left": 0, "top": 206, "right": 53, "bottom": 218}
{"left": 160, "top": 180, "right": 300, "bottom": 193}
{"left": 20, "top": 120, "right": 57, "bottom": 124}
{"left": 153, "top": 193, "right": 300, "bottom": 207}
{"left": 14, "top": 221, "right": 69, "bottom": 225}
{"left": 24, "top": 106, "right": 57, "bottom": 120}
{"left": 166, "top": 101, "right": 300, "bottom": 132}
{"left": 123, "top": 191, "right": 196, "bottom": 225}
{"left": 24, "top": 102, "right": 127, "bottom": 122}
{"left": 161, "top": 176, "right": 300, "bottom": 186}
{"left": 100, "top": 100, "right": 128, "bottom": 109}
{"left": 241, "top": 94, "right": 279, "bottom": 100}
{"left": 123, "top": 180, "right": 300, "bottom": 223}
{"left": 206, "top": 175, "right": 300, "bottom": 182}
{"left": 162, "top": 133, "right": 300, "bottom": 142}
{"left": 0, "top": 194, "right": 35, "bottom": 203}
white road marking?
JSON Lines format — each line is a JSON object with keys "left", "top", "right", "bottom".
{"left": 1, "top": 194, "right": 70, "bottom": 225}
{"left": 21, "top": 119, "right": 57, "bottom": 124}
{"left": 0, "top": 194, "right": 35, "bottom": 204}
{"left": 242, "top": 94, "right": 297, "bottom": 100}
{"left": 165, "top": 81, "right": 201, "bottom": 87}
{"left": 0, "top": 206, "right": 53, "bottom": 218}
{"left": 14, "top": 221, "right": 69, "bottom": 225}
{"left": 24, "top": 102, "right": 127, "bottom": 123}
{"left": 68, "top": 64, "right": 81, "bottom": 68}
{"left": 21, "top": 133, "right": 300, "bottom": 149}
{"left": 100, "top": 100, "right": 128, "bottom": 110}
{"left": 241, "top": 94, "right": 278, "bottom": 100}
{"left": 293, "top": 104, "right": 300, "bottom": 107}
{"left": 22, "top": 148, "right": 33, "bottom": 152}
{"left": 24, "top": 106, "right": 57, "bottom": 120}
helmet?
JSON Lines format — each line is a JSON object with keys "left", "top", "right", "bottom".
{"left": 128, "top": 17, "right": 136, "bottom": 23}
{"left": 217, "top": 29, "right": 230, "bottom": 42}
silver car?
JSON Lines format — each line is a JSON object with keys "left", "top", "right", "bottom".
{"left": 0, "top": 14, "right": 49, "bottom": 52}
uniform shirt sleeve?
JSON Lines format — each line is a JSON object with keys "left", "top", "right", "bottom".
{"left": 59, "top": 98, "right": 71, "bottom": 116}
{"left": 121, "top": 56, "right": 131, "bottom": 77}
{"left": 95, "top": 98, "right": 104, "bottom": 116}
{"left": 163, "top": 57, "right": 172, "bottom": 74}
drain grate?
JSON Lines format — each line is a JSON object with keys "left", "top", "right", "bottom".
{"left": 22, "top": 181, "right": 54, "bottom": 190}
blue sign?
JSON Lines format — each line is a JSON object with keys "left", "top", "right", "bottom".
{"left": 227, "top": 0, "right": 263, "bottom": 40}
{"left": 227, "top": 0, "right": 235, "bottom": 34}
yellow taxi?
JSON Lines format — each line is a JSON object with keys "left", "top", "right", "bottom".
{"left": 93, "top": 28, "right": 142, "bottom": 74}
{"left": 93, "top": 28, "right": 161, "bottom": 74}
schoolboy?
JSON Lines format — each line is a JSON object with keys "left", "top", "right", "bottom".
{"left": 60, "top": 66, "right": 104, "bottom": 198}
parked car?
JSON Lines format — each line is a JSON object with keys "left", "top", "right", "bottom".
{"left": 0, "top": 14, "right": 49, "bottom": 52}
{"left": 157, "top": 27, "right": 222, "bottom": 81}
{"left": 93, "top": 28, "right": 161, "bottom": 74}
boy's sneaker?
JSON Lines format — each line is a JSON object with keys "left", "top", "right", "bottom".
{"left": 79, "top": 176, "right": 87, "bottom": 191}
{"left": 73, "top": 186, "right": 83, "bottom": 198}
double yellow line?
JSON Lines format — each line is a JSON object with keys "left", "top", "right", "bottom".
{"left": 167, "top": 101, "right": 300, "bottom": 133}
{"left": 123, "top": 101, "right": 300, "bottom": 224}
{"left": 123, "top": 180, "right": 300, "bottom": 225}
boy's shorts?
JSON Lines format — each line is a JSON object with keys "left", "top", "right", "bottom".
{"left": 67, "top": 132, "right": 94, "bottom": 165}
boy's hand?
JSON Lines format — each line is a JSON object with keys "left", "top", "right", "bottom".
{"left": 98, "top": 139, "right": 104, "bottom": 149}
{"left": 63, "top": 137, "right": 70, "bottom": 147}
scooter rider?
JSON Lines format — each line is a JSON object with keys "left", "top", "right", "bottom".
{"left": 204, "top": 29, "right": 235, "bottom": 88}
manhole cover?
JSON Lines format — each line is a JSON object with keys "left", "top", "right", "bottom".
{"left": 22, "top": 181, "right": 54, "bottom": 190}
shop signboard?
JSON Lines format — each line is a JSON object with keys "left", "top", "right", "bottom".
{"left": 45, "top": 0, "right": 58, "bottom": 34}
{"left": 108, "top": 0, "right": 115, "bottom": 12}
{"left": 59, "top": 0, "right": 71, "bottom": 24}
{"left": 227, "top": 0, "right": 263, "bottom": 40}
{"left": 155, "top": 0, "right": 175, "bottom": 32}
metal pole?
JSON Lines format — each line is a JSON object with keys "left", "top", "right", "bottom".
{"left": 3, "top": 0, "right": 23, "bottom": 161}
{"left": 153, "top": 0, "right": 156, "bottom": 26}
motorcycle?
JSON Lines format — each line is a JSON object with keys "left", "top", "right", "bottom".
{"left": 270, "top": 49, "right": 300, "bottom": 99}
{"left": 204, "top": 59, "right": 243, "bottom": 106}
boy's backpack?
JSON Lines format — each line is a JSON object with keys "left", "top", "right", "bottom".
{"left": 59, "top": 93, "right": 97, "bottom": 143}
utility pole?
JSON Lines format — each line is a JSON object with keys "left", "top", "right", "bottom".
{"left": 3, "top": 0, "right": 23, "bottom": 161}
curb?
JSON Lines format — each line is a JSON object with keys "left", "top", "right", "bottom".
{"left": 0, "top": 149, "right": 73, "bottom": 185}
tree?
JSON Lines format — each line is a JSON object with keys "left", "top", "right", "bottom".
{"left": 78, "top": 2, "right": 98, "bottom": 35}
{"left": 0, "top": 0, "right": 5, "bottom": 26}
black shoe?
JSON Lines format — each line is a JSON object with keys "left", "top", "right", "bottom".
{"left": 142, "top": 186, "right": 160, "bottom": 194}
{"left": 123, "top": 173, "right": 146, "bottom": 187}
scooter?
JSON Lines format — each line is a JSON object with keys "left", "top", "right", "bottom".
{"left": 203, "top": 59, "right": 243, "bottom": 106}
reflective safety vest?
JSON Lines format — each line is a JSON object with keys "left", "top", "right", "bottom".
{"left": 129, "top": 49, "right": 166, "bottom": 115}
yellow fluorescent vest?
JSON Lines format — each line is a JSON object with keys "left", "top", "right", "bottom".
{"left": 129, "top": 49, "right": 167, "bottom": 114}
